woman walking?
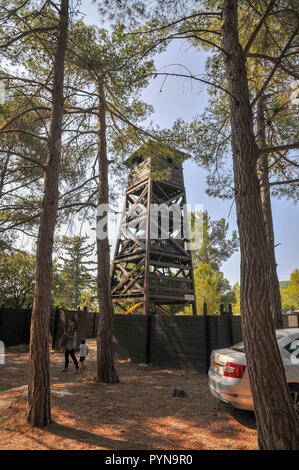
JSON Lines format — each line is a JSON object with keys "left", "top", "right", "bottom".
{"left": 62, "top": 317, "right": 79, "bottom": 372}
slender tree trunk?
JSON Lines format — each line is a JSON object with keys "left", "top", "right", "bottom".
{"left": 26, "top": 0, "right": 69, "bottom": 426}
{"left": 95, "top": 80, "right": 119, "bottom": 384}
{"left": 257, "top": 96, "right": 283, "bottom": 329}
{"left": 75, "top": 256, "right": 80, "bottom": 308}
{"left": 221, "top": 0, "right": 299, "bottom": 449}
{"left": 0, "top": 153, "right": 10, "bottom": 198}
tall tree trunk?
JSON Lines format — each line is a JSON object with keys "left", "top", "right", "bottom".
{"left": 257, "top": 96, "right": 283, "bottom": 329}
{"left": 26, "top": 0, "right": 69, "bottom": 427}
{"left": 96, "top": 80, "right": 119, "bottom": 384}
{"left": 221, "top": 0, "right": 299, "bottom": 449}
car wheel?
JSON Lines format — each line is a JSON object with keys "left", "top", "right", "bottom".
{"left": 288, "top": 384, "right": 299, "bottom": 415}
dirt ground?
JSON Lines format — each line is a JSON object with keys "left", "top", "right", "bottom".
{"left": 0, "top": 340, "right": 257, "bottom": 450}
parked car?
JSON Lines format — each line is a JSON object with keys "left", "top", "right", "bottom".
{"left": 208, "top": 328, "right": 299, "bottom": 413}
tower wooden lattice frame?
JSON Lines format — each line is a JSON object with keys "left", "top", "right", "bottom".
{"left": 111, "top": 142, "right": 197, "bottom": 315}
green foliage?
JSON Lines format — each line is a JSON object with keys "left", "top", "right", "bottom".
{"left": 190, "top": 210, "right": 238, "bottom": 314}
{"left": 232, "top": 282, "right": 241, "bottom": 315}
{"left": 0, "top": 251, "right": 35, "bottom": 307}
{"left": 0, "top": 92, "right": 47, "bottom": 234}
{"left": 195, "top": 2, "right": 299, "bottom": 200}
{"left": 0, "top": 3, "right": 98, "bottom": 239}
{"left": 0, "top": 234, "right": 99, "bottom": 310}
{"left": 281, "top": 269, "right": 299, "bottom": 312}
{"left": 119, "top": 1, "right": 299, "bottom": 201}
{"left": 0, "top": 231, "right": 16, "bottom": 254}
{"left": 60, "top": 20, "right": 162, "bottom": 207}
{"left": 52, "top": 235, "right": 97, "bottom": 310}
{"left": 194, "top": 262, "right": 235, "bottom": 315}
{"left": 193, "top": 210, "right": 239, "bottom": 272}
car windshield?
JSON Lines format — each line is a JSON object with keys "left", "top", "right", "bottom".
{"left": 231, "top": 333, "right": 285, "bottom": 353}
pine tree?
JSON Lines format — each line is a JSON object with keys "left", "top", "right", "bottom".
{"left": 66, "top": 22, "right": 158, "bottom": 383}
{"left": 54, "top": 235, "right": 96, "bottom": 309}
{"left": 193, "top": 211, "right": 239, "bottom": 272}
{"left": 0, "top": 251, "right": 35, "bottom": 307}
{"left": 27, "top": 0, "right": 69, "bottom": 427}
{"left": 100, "top": 0, "right": 299, "bottom": 449}
{"left": 194, "top": 262, "right": 235, "bottom": 315}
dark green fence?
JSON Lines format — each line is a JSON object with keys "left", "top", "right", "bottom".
{"left": 0, "top": 306, "right": 247, "bottom": 371}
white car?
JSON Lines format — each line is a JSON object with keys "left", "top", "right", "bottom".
{"left": 208, "top": 328, "right": 299, "bottom": 413}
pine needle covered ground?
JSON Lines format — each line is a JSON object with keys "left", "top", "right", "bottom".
{"left": 0, "top": 340, "right": 257, "bottom": 450}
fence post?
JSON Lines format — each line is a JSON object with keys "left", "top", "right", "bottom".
{"left": 228, "top": 305, "right": 234, "bottom": 346}
{"left": 145, "top": 314, "right": 152, "bottom": 364}
{"left": 203, "top": 303, "right": 210, "bottom": 372}
{"left": 52, "top": 307, "right": 60, "bottom": 349}
{"left": 81, "top": 306, "right": 88, "bottom": 341}
{"left": 203, "top": 303, "right": 208, "bottom": 316}
{"left": 0, "top": 304, "right": 4, "bottom": 340}
{"left": 93, "top": 312, "right": 97, "bottom": 337}
{"left": 22, "top": 308, "right": 30, "bottom": 344}
{"left": 220, "top": 304, "right": 224, "bottom": 315}
{"left": 204, "top": 317, "right": 210, "bottom": 373}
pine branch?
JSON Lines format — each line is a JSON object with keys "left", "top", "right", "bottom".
{"left": 0, "top": 106, "right": 50, "bottom": 131}
{"left": 243, "top": 0, "right": 278, "bottom": 55}
{"left": 152, "top": 72, "right": 235, "bottom": 99}
{"left": 57, "top": 201, "right": 97, "bottom": 211}
{"left": 270, "top": 178, "right": 299, "bottom": 186}
{"left": 0, "top": 128, "right": 48, "bottom": 141}
{"left": 0, "top": 26, "right": 58, "bottom": 49}
{"left": 278, "top": 153, "right": 299, "bottom": 169}
{"left": 126, "top": 11, "right": 222, "bottom": 36}
{"left": 247, "top": 53, "right": 299, "bottom": 79}
{"left": 0, "top": 69, "right": 54, "bottom": 94}
{"left": 0, "top": 213, "right": 41, "bottom": 232}
{"left": 251, "top": 21, "right": 299, "bottom": 107}
{"left": 257, "top": 142, "right": 299, "bottom": 156}
{"left": 0, "top": 149, "right": 46, "bottom": 169}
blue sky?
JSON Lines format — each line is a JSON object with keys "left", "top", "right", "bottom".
{"left": 80, "top": 0, "right": 299, "bottom": 286}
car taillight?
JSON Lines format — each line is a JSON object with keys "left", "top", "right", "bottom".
{"left": 223, "top": 362, "right": 246, "bottom": 379}
{"left": 221, "top": 392, "right": 238, "bottom": 398}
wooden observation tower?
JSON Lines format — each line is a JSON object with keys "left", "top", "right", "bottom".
{"left": 110, "top": 141, "right": 197, "bottom": 315}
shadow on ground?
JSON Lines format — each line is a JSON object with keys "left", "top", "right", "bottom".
{"left": 0, "top": 340, "right": 258, "bottom": 450}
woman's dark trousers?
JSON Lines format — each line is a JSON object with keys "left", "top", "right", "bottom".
{"left": 65, "top": 349, "right": 79, "bottom": 369}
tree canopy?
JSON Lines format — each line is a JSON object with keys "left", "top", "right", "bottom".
{"left": 0, "top": 251, "right": 35, "bottom": 308}
{"left": 193, "top": 210, "right": 239, "bottom": 271}
{"left": 281, "top": 269, "right": 299, "bottom": 312}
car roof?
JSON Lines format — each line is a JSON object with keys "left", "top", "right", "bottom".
{"left": 275, "top": 328, "right": 299, "bottom": 336}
